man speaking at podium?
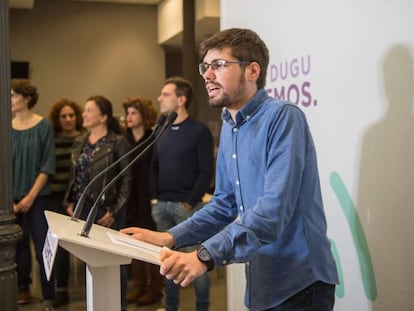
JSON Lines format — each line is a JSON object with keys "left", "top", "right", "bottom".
{"left": 122, "top": 28, "right": 339, "bottom": 311}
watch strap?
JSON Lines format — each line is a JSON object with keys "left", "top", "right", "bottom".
{"left": 197, "top": 245, "right": 215, "bottom": 271}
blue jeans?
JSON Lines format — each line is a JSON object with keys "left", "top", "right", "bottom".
{"left": 266, "top": 281, "right": 335, "bottom": 311}
{"left": 152, "top": 201, "right": 210, "bottom": 311}
{"left": 15, "top": 195, "right": 55, "bottom": 300}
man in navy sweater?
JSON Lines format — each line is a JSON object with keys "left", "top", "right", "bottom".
{"left": 150, "top": 76, "right": 215, "bottom": 311}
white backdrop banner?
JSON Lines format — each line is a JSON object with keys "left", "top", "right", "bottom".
{"left": 221, "top": 1, "right": 414, "bottom": 310}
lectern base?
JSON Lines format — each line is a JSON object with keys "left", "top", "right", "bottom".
{"left": 86, "top": 265, "right": 121, "bottom": 311}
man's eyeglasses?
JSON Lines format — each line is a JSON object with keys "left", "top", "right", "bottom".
{"left": 198, "top": 59, "right": 250, "bottom": 75}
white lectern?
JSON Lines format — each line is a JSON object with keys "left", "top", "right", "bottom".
{"left": 44, "top": 210, "right": 161, "bottom": 311}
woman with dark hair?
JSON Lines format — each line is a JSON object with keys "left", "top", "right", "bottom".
{"left": 48, "top": 98, "right": 84, "bottom": 307}
{"left": 11, "top": 79, "right": 56, "bottom": 311}
{"left": 64, "top": 95, "right": 131, "bottom": 311}
{"left": 122, "top": 97, "right": 163, "bottom": 306}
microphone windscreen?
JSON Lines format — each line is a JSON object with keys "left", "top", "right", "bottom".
{"left": 167, "top": 111, "right": 178, "bottom": 124}
{"left": 156, "top": 114, "right": 167, "bottom": 127}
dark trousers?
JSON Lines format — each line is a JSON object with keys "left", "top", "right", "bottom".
{"left": 50, "top": 192, "right": 70, "bottom": 290}
{"left": 266, "top": 281, "right": 335, "bottom": 311}
{"left": 54, "top": 243, "right": 70, "bottom": 289}
{"left": 16, "top": 214, "right": 32, "bottom": 290}
{"left": 15, "top": 195, "right": 55, "bottom": 300}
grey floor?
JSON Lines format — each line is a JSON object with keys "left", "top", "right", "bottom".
{"left": 18, "top": 256, "right": 227, "bottom": 311}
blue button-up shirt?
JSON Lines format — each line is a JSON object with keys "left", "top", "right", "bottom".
{"left": 170, "top": 89, "right": 338, "bottom": 310}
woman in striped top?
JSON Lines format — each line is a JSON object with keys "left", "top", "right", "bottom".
{"left": 48, "top": 98, "right": 84, "bottom": 307}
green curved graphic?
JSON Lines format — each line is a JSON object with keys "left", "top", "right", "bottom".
{"left": 330, "top": 239, "right": 344, "bottom": 298}
{"left": 330, "top": 172, "right": 377, "bottom": 300}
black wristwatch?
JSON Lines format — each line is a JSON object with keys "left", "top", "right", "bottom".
{"left": 197, "top": 245, "right": 215, "bottom": 271}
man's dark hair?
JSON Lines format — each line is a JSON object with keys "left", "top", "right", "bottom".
{"left": 164, "top": 76, "right": 193, "bottom": 109}
{"left": 199, "top": 28, "right": 269, "bottom": 89}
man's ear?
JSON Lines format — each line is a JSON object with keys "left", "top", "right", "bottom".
{"left": 177, "top": 95, "right": 187, "bottom": 108}
{"left": 246, "top": 62, "right": 261, "bottom": 83}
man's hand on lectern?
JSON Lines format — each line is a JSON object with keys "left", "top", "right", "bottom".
{"left": 120, "top": 227, "right": 175, "bottom": 249}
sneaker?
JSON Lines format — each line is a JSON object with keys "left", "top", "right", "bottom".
{"left": 17, "top": 289, "right": 32, "bottom": 304}
{"left": 53, "top": 290, "right": 69, "bottom": 307}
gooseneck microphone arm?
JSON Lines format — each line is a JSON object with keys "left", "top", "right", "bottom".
{"left": 79, "top": 112, "right": 177, "bottom": 237}
{"left": 71, "top": 114, "right": 167, "bottom": 221}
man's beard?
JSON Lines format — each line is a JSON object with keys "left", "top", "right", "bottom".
{"left": 208, "top": 75, "right": 246, "bottom": 109}
{"left": 208, "top": 93, "right": 229, "bottom": 109}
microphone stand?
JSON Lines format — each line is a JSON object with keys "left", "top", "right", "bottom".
{"left": 79, "top": 112, "right": 177, "bottom": 237}
{"left": 71, "top": 114, "right": 167, "bottom": 221}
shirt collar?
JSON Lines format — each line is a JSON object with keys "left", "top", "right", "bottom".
{"left": 221, "top": 89, "right": 269, "bottom": 127}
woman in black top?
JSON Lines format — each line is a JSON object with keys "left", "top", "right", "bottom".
{"left": 64, "top": 95, "right": 131, "bottom": 311}
{"left": 123, "top": 97, "right": 163, "bottom": 306}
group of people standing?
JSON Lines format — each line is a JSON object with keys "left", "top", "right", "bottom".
{"left": 11, "top": 76, "right": 214, "bottom": 311}
{"left": 11, "top": 27, "right": 339, "bottom": 311}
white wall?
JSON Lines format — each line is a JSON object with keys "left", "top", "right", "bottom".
{"left": 222, "top": 1, "right": 414, "bottom": 310}
{"left": 10, "top": 0, "right": 165, "bottom": 117}
{"left": 157, "top": 0, "right": 183, "bottom": 44}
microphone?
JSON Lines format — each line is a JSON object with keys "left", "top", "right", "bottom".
{"left": 71, "top": 113, "right": 167, "bottom": 221}
{"left": 80, "top": 111, "right": 178, "bottom": 237}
